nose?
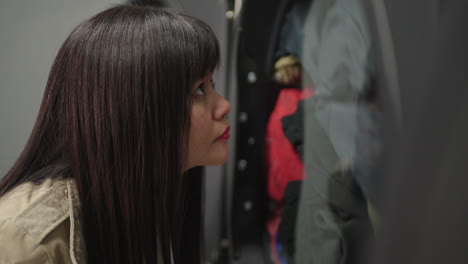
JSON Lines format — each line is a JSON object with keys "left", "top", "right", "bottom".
{"left": 213, "top": 93, "right": 231, "bottom": 120}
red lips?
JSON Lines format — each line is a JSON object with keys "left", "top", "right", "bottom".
{"left": 216, "top": 126, "right": 230, "bottom": 141}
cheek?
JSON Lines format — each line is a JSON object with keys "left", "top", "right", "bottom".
{"left": 189, "top": 108, "right": 210, "bottom": 148}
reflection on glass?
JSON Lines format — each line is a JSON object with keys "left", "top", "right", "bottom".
{"left": 266, "top": 0, "right": 380, "bottom": 263}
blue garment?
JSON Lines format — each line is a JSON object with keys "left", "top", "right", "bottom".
{"left": 275, "top": 0, "right": 312, "bottom": 60}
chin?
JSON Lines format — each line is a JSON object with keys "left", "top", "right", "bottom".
{"left": 206, "top": 146, "right": 230, "bottom": 166}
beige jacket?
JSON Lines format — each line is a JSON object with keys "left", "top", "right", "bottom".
{"left": 0, "top": 178, "right": 86, "bottom": 263}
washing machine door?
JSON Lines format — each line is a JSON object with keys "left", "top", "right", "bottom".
{"left": 370, "top": 1, "right": 468, "bottom": 263}
{"left": 182, "top": 0, "right": 468, "bottom": 263}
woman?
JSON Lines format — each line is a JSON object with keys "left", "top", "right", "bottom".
{"left": 0, "top": 5, "right": 230, "bottom": 264}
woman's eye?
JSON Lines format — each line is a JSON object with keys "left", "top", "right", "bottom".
{"left": 196, "top": 83, "right": 206, "bottom": 95}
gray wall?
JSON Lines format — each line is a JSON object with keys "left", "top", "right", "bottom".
{"left": 0, "top": 0, "right": 121, "bottom": 177}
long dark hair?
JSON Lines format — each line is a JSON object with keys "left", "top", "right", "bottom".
{"left": 0, "top": 5, "right": 219, "bottom": 264}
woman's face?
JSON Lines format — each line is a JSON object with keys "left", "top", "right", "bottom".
{"left": 186, "top": 72, "right": 231, "bottom": 170}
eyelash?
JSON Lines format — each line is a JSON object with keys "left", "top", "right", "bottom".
{"left": 195, "top": 79, "right": 215, "bottom": 96}
{"left": 196, "top": 83, "right": 206, "bottom": 95}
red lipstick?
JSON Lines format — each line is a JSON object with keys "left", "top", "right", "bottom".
{"left": 217, "top": 126, "right": 230, "bottom": 141}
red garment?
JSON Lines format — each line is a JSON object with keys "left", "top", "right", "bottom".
{"left": 264, "top": 88, "right": 313, "bottom": 203}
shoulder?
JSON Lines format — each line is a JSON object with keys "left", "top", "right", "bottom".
{"left": 0, "top": 178, "right": 73, "bottom": 263}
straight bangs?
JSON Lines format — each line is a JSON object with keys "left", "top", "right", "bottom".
{"left": 181, "top": 14, "right": 221, "bottom": 82}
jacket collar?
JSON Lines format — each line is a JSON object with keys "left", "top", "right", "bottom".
{"left": 65, "top": 179, "right": 86, "bottom": 264}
